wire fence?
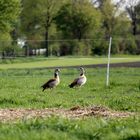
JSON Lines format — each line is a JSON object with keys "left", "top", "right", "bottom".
{"left": 0, "top": 37, "right": 140, "bottom": 59}
{"left": 1, "top": 37, "right": 140, "bottom": 42}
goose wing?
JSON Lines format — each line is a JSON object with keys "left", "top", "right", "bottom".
{"left": 69, "top": 76, "right": 86, "bottom": 88}
{"left": 41, "top": 78, "right": 56, "bottom": 89}
{"left": 69, "top": 77, "right": 80, "bottom": 88}
{"left": 77, "top": 75, "right": 86, "bottom": 85}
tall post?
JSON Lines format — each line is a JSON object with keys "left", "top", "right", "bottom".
{"left": 106, "top": 37, "right": 112, "bottom": 86}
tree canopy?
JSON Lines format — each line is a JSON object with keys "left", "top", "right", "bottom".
{"left": 20, "top": 0, "right": 64, "bottom": 56}
{"left": 55, "top": 0, "right": 102, "bottom": 40}
{"left": 0, "top": 0, "right": 140, "bottom": 56}
{"left": 0, "top": 0, "right": 20, "bottom": 36}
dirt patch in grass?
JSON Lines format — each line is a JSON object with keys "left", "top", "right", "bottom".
{"left": 0, "top": 106, "right": 136, "bottom": 122}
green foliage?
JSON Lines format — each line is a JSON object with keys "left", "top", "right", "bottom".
{"left": 93, "top": 0, "right": 137, "bottom": 55}
{"left": 20, "top": 0, "right": 43, "bottom": 37}
{"left": 0, "top": 33, "right": 12, "bottom": 53}
{"left": 55, "top": 0, "right": 101, "bottom": 40}
{"left": 0, "top": 0, "right": 21, "bottom": 55}
{"left": 100, "top": 0, "right": 115, "bottom": 35}
{"left": 0, "top": 32, "right": 11, "bottom": 41}
{"left": 0, "top": 0, "right": 139, "bottom": 56}
{"left": 20, "top": 0, "right": 64, "bottom": 56}
{"left": 54, "top": 0, "right": 102, "bottom": 55}
{"left": 20, "top": 0, "right": 63, "bottom": 39}
{"left": 0, "top": 0, "right": 20, "bottom": 32}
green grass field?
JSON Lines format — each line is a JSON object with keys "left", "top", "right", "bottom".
{"left": 0, "top": 68, "right": 140, "bottom": 110}
{"left": 0, "top": 55, "right": 140, "bottom": 69}
{"left": 0, "top": 57, "right": 140, "bottom": 140}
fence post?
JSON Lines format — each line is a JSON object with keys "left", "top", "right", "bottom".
{"left": 106, "top": 37, "right": 112, "bottom": 86}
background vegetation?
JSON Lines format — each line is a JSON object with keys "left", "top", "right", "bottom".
{"left": 0, "top": 0, "right": 140, "bottom": 58}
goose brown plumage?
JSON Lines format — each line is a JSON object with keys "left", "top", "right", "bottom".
{"left": 41, "top": 68, "right": 60, "bottom": 91}
{"left": 69, "top": 67, "right": 87, "bottom": 88}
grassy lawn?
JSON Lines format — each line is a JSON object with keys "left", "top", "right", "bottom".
{"left": 0, "top": 117, "right": 140, "bottom": 140}
{"left": 0, "top": 55, "right": 140, "bottom": 69}
{"left": 0, "top": 68, "right": 139, "bottom": 110}
{"left": 0, "top": 66, "right": 140, "bottom": 140}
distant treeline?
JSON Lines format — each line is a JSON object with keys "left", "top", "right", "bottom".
{"left": 0, "top": 0, "right": 140, "bottom": 57}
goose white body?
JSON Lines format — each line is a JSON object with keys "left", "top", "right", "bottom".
{"left": 69, "top": 67, "right": 87, "bottom": 88}
{"left": 77, "top": 75, "right": 87, "bottom": 86}
{"left": 48, "top": 77, "right": 60, "bottom": 88}
{"left": 41, "top": 68, "right": 60, "bottom": 91}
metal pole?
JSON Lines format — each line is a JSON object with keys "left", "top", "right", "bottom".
{"left": 106, "top": 37, "right": 112, "bottom": 86}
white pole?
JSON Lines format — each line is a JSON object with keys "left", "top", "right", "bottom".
{"left": 106, "top": 37, "right": 112, "bottom": 86}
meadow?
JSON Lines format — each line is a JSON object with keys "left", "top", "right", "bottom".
{"left": 0, "top": 57, "right": 140, "bottom": 140}
{"left": 0, "top": 55, "right": 140, "bottom": 69}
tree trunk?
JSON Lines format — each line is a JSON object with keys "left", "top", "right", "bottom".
{"left": 25, "top": 46, "right": 29, "bottom": 56}
{"left": 45, "top": 30, "right": 49, "bottom": 57}
{"left": 132, "top": 13, "right": 137, "bottom": 35}
{"left": 2, "top": 51, "right": 5, "bottom": 59}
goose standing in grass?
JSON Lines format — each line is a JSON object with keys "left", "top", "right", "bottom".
{"left": 69, "top": 67, "right": 87, "bottom": 88}
{"left": 41, "top": 68, "right": 60, "bottom": 91}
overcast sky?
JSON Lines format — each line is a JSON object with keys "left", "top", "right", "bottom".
{"left": 113, "top": 0, "right": 140, "bottom": 7}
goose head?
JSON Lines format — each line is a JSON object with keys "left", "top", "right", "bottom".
{"left": 79, "top": 67, "right": 85, "bottom": 76}
{"left": 54, "top": 68, "right": 60, "bottom": 78}
{"left": 55, "top": 68, "right": 60, "bottom": 73}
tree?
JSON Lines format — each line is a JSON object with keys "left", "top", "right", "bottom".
{"left": 55, "top": 0, "right": 102, "bottom": 55}
{"left": 55, "top": 0, "right": 101, "bottom": 40}
{"left": 125, "top": 0, "right": 140, "bottom": 35}
{"left": 93, "top": 0, "right": 136, "bottom": 54}
{"left": 125, "top": 0, "right": 140, "bottom": 54}
{"left": 20, "top": 0, "right": 64, "bottom": 57}
{"left": 0, "top": 0, "right": 21, "bottom": 58}
{"left": 135, "top": 4, "right": 140, "bottom": 33}
{"left": 99, "top": 0, "right": 118, "bottom": 37}
{"left": 0, "top": 0, "right": 20, "bottom": 33}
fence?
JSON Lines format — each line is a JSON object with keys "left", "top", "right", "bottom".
{"left": 0, "top": 37, "right": 140, "bottom": 59}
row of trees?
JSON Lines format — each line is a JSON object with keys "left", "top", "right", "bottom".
{"left": 0, "top": 0, "right": 140, "bottom": 57}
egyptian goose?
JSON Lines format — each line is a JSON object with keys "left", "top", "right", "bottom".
{"left": 69, "top": 67, "right": 87, "bottom": 88}
{"left": 41, "top": 68, "right": 60, "bottom": 91}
